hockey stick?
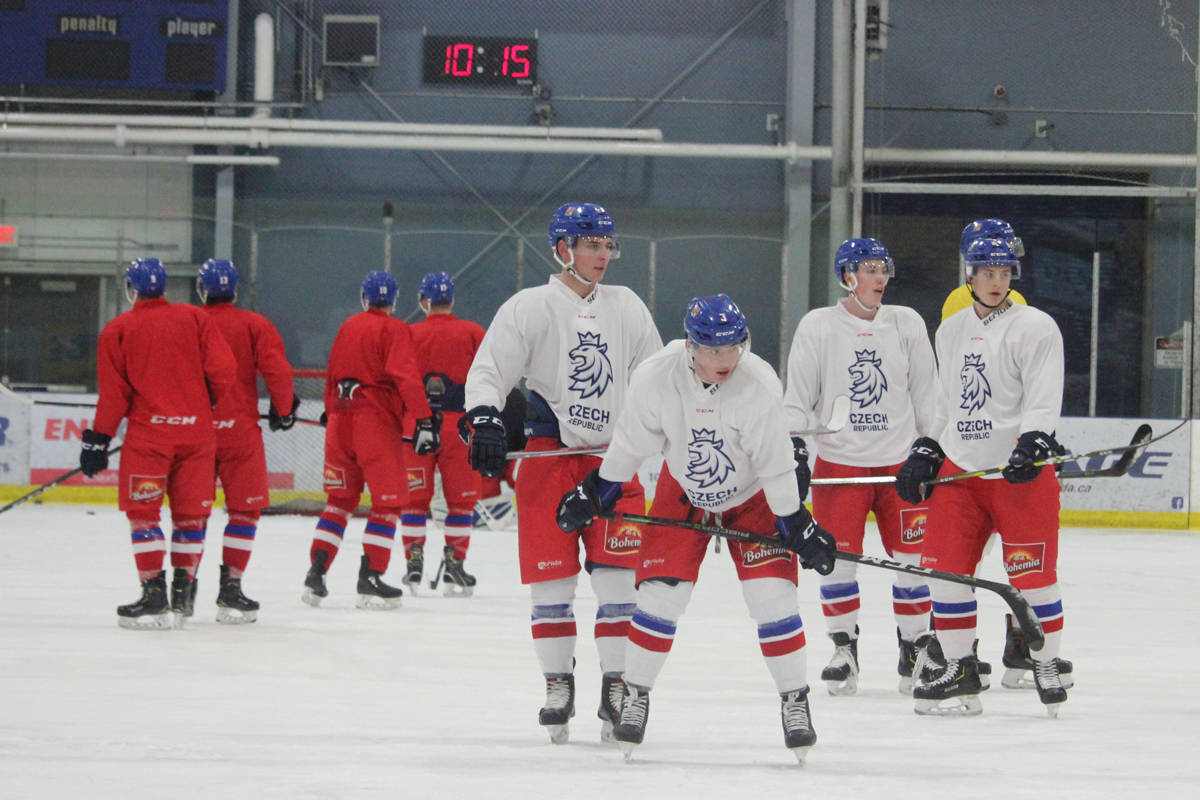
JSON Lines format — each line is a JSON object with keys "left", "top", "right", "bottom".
{"left": 0, "top": 445, "right": 123, "bottom": 515}
{"left": 809, "top": 421, "right": 1170, "bottom": 487}
{"left": 603, "top": 509, "right": 1045, "bottom": 649}
{"left": 505, "top": 395, "right": 853, "bottom": 461}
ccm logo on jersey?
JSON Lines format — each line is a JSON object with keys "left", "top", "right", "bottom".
{"left": 151, "top": 415, "right": 197, "bottom": 425}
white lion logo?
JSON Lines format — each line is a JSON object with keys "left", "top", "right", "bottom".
{"left": 568, "top": 332, "right": 613, "bottom": 399}
{"left": 685, "top": 428, "right": 735, "bottom": 489}
{"left": 848, "top": 348, "right": 888, "bottom": 408}
{"left": 959, "top": 353, "right": 991, "bottom": 413}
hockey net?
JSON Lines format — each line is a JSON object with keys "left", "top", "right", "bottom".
{"left": 261, "top": 368, "right": 333, "bottom": 515}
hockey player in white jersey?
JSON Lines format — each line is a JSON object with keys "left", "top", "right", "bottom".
{"left": 895, "top": 237, "right": 1069, "bottom": 717}
{"left": 461, "top": 202, "right": 663, "bottom": 744}
{"left": 784, "top": 238, "right": 941, "bottom": 695}
{"left": 557, "top": 294, "right": 838, "bottom": 763}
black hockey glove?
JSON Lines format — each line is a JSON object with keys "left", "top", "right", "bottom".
{"left": 268, "top": 396, "right": 301, "bottom": 432}
{"left": 895, "top": 437, "right": 945, "bottom": 504}
{"left": 459, "top": 405, "right": 507, "bottom": 478}
{"left": 79, "top": 429, "right": 112, "bottom": 477}
{"left": 1002, "top": 430, "right": 1060, "bottom": 485}
{"left": 413, "top": 412, "right": 442, "bottom": 456}
{"left": 775, "top": 509, "right": 837, "bottom": 576}
{"left": 792, "top": 436, "right": 811, "bottom": 502}
{"left": 556, "top": 468, "right": 623, "bottom": 533}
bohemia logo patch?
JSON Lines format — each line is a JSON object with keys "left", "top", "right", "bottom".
{"left": 323, "top": 465, "right": 345, "bottom": 490}
{"left": 128, "top": 475, "right": 165, "bottom": 502}
{"left": 959, "top": 353, "right": 991, "bottom": 413}
{"left": 899, "top": 507, "right": 927, "bottom": 546}
{"left": 685, "top": 428, "right": 735, "bottom": 488}
{"left": 567, "top": 331, "right": 613, "bottom": 399}
{"left": 604, "top": 523, "right": 641, "bottom": 556}
{"left": 1004, "top": 543, "right": 1046, "bottom": 577}
{"left": 742, "top": 541, "right": 793, "bottom": 569}
{"left": 848, "top": 348, "right": 888, "bottom": 407}
{"left": 406, "top": 467, "right": 427, "bottom": 492}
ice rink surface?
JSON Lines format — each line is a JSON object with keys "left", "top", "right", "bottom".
{"left": 2, "top": 505, "right": 1197, "bottom": 799}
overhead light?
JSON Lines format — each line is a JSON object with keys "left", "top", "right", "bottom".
{"left": 0, "top": 150, "right": 279, "bottom": 167}
{"left": 185, "top": 154, "right": 280, "bottom": 166}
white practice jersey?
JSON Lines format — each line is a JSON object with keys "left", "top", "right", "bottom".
{"left": 464, "top": 276, "right": 662, "bottom": 448}
{"left": 932, "top": 302, "right": 1064, "bottom": 474}
{"left": 599, "top": 339, "right": 801, "bottom": 517}
{"left": 783, "top": 303, "right": 940, "bottom": 466}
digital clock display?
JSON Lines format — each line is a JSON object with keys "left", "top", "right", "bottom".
{"left": 422, "top": 35, "right": 537, "bottom": 86}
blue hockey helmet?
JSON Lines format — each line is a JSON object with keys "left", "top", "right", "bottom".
{"left": 834, "top": 238, "right": 895, "bottom": 289}
{"left": 361, "top": 270, "right": 398, "bottom": 309}
{"left": 964, "top": 237, "right": 1022, "bottom": 279}
{"left": 684, "top": 294, "right": 749, "bottom": 348}
{"left": 418, "top": 271, "right": 454, "bottom": 305}
{"left": 960, "top": 218, "right": 1024, "bottom": 258}
{"left": 548, "top": 202, "right": 619, "bottom": 263}
{"left": 196, "top": 258, "right": 239, "bottom": 302}
{"left": 124, "top": 258, "right": 167, "bottom": 300}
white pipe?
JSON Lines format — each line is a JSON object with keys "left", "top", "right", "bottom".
{"left": 861, "top": 181, "right": 1193, "bottom": 198}
{"left": 866, "top": 147, "right": 1195, "bottom": 168}
{"left": 0, "top": 125, "right": 821, "bottom": 160}
{"left": 253, "top": 13, "right": 274, "bottom": 119}
{"left": 0, "top": 112, "right": 664, "bottom": 141}
{"left": 852, "top": 0, "right": 866, "bottom": 236}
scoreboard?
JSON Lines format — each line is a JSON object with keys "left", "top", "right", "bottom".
{"left": 0, "top": 1, "right": 228, "bottom": 93}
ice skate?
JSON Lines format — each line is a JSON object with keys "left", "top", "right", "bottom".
{"left": 597, "top": 672, "right": 625, "bottom": 743}
{"left": 538, "top": 672, "right": 575, "bottom": 745}
{"left": 116, "top": 571, "right": 171, "bottom": 630}
{"left": 780, "top": 686, "right": 816, "bottom": 764}
{"left": 216, "top": 565, "right": 259, "bottom": 624}
{"left": 820, "top": 628, "right": 859, "bottom": 696}
{"left": 1033, "top": 658, "right": 1068, "bottom": 718}
{"left": 613, "top": 683, "right": 651, "bottom": 761}
{"left": 437, "top": 546, "right": 476, "bottom": 598}
{"left": 914, "top": 634, "right": 992, "bottom": 691}
{"left": 897, "top": 628, "right": 927, "bottom": 694}
{"left": 170, "top": 568, "right": 197, "bottom": 627}
{"left": 356, "top": 555, "right": 403, "bottom": 609}
{"left": 913, "top": 654, "right": 987, "bottom": 716}
{"left": 302, "top": 550, "right": 329, "bottom": 607}
{"left": 1001, "top": 614, "right": 1074, "bottom": 690}
{"left": 401, "top": 544, "right": 423, "bottom": 596}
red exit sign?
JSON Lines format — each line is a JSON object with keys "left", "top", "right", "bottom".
{"left": 0, "top": 225, "right": 17, "bottom": 247}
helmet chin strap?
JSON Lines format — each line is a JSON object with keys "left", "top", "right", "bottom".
{"left": 968, "top": 285, "right": 1012, "bottom": 310}
{"left": 553, "top": 242, "right": 595, "bottom": 287}
{"left": 842, "top": 273, "right": 880, "bottom": 314}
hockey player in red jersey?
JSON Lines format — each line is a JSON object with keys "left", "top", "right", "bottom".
{"left": 80, "top": 258, "right": 237, "bottom": 629}
{"left": 197, "top": 258, "right": 298, "bottom": 623}
{"left": 302, "top": 270, "right": 440, "bottom": 609}
{"left": 462, "top": 203, "right": 662, "bottom": 744}
{"left": 557, "top": 295, "right": 838, "bottom": 763}
{"left": 400, "top": 271, "right": 486, "bottom": 596}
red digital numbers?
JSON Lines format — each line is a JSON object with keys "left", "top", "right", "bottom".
{"left": 443, "top": 43, "right": 475, "bottom": 76}
{"left": 502, "top": 44, "right": 531, "bottom": 78}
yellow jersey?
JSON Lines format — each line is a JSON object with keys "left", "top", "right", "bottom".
{"left": 940, "top": 284, "right": 1027, "bottom": 321}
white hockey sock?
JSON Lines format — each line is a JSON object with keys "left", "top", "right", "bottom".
{"left": 743, "top": 577, "right": 808, "bottom": 693}
{"left": 624, "top": 579, "right": 693, "bottom": 690}
{"left": 891, "top": 551, "right": 932, "bottom": 641}
{"left": 818, "top": 559, "right": 860, "bottom": 636}
{"left": 1020, "top": 583, "right": 1063, "bottom": 662}
{"left": 590, "top": 567, "right": 636, "bottom": 674}
{"left": 930, "top": 580, "right": 976, "bottom": 659}
{"left": 530, "top": 575, "right": 579, "bottom": 675}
